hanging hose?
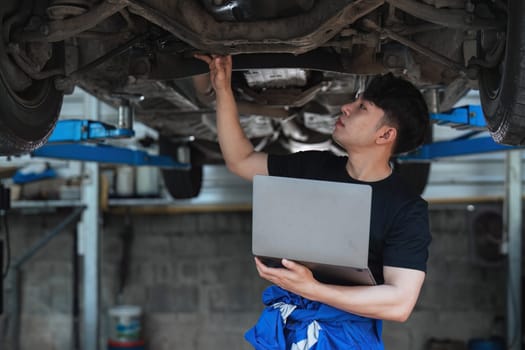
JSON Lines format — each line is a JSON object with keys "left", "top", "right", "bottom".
{"left": 117, "top": 211, "right": 134, "bottom": 302}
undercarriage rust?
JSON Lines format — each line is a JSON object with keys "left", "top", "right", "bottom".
{"left": 127, "top": 0, "right": 385, "bottom": 54}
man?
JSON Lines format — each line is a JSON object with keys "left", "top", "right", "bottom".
{"left": 195, "top": 54, "right": 431, "bottom": 349}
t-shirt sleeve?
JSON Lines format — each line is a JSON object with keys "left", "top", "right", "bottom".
{"left": 382, "top": 198, "right": 432, "bottom": 272}
{"left": 267, "top": 151, "right": 325, "bottom": 178}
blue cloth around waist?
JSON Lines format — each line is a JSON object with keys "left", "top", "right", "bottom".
{"left": 245, "top": 286, "right": 384, "bottom": 350}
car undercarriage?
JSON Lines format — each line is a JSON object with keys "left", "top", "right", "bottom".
{"left": 0, "top": 0, "right": 518, "bottom": 197}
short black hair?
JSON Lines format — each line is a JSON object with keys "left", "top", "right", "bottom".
{"left": 362, "top": 73, "right": 429, "bottom": 155}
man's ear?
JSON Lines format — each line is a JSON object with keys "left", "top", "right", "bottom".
{"left": 376, "top": 127, "right": 397, "bottom": 145}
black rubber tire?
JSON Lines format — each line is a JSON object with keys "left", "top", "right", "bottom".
{"left": 392, "top": 127, "right": 433, "bottom": 196}
{"left": 0, "top": 4, "right": 64, "bottom": 155}
{"left": 159, "top": 138, "right": 203, "bottom": 199}
{"left": 0, "top": 71, "right": 63, "bottom": 156}
{"left": 479, "top": 0, "right": 525, "bottom": 145}
{"left": 0, "top": 1, "right": 64, "bottom": 155}
{"left": 393, "top": 161, "right": 431, "bottom": 196}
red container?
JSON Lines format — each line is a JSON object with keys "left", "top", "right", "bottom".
{"left": 107, "top": 339, "right": 145, "bottom": 350}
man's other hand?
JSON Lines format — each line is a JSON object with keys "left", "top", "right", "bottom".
{"left": 255, "top": 257, "right": 320, "bottom": 300}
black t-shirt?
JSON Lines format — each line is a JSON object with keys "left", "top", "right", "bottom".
{"left": 268, "top": 150, "right": 431, "bottom": 284}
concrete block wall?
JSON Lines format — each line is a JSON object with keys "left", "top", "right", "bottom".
{"left": 101, "top": 212, "right": 267, "bottom": 350}
{"left": 1, "top": 206, "right": 507, "bottom": 350}
{"left": 383, "top": 208, "right": 506, "bottom": 349}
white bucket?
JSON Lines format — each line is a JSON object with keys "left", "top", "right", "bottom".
{"left": 115, "top": 166, "right": 135, "bottom": 197}
{"left": 108, "top": 305, "right": 142, "bottom": 342}
{"left": 135, "top": 166, "right": 159, "bottom": 197}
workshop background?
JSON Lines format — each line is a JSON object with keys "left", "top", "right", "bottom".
{"left": 3, "top": 205, "right": 509, "bottom": 350}
{"left": 0, "top": 89, "right": 520, "bottom": 350}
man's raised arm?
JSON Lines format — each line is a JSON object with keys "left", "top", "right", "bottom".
{"left": 194, "top": 54, "right": 268, "bottom": 181}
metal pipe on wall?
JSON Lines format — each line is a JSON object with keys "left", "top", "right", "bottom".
{"left": 504, "top": 150, "right": 522, "bottom": 350}
{"left": 3, "top": 207, "right": 84, "bottom": 350}
{"left": 79, "top": 95, "right": 102, "bottom": 350}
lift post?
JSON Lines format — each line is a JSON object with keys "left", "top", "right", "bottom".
{"left": 403, "top": 104, "right": 522, "bottom": 350}
{"left": 506, "top": 150, "right": 522, "bottom": 350}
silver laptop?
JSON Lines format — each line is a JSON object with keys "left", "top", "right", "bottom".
{"left": 252, "top": 175, "right": 376, "bottom": 286}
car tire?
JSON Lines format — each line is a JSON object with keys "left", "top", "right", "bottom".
{"left": 479, "top": 0, "right": 525, "bottom": 145}
{"left": 392, "top": 127, "right": 433, "bottom": 195}
{"left": 0, "top": 74, "right": 63, "bottom": 155}
{"left": 393, "top": 161, "right": 431, "bottom": 196}
{"left": 159, "top": 138, "right": 203, "bottom": 199}
{"left": 0, "top": 6, "right": 64, "bottom": 155}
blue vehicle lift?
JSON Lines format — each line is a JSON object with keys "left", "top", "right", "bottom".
{"left": 400, "top": 133, "right": 517, "bottom": 161}
{"left": 400, "top": 105, "right": 520, "bottom": 161}
{"left": 32, "top": 119, "right": 190, "bottom": 170}
{"left": 30, "top": 104, "right": 520, "bottom": 165}
{"left": 46, "top": 119, "right": 135, "bottom": 142}
{"left": 430, "top": 104, "right": 487, "bottom": 129}
{"left": 26, "top": 116, "right": 190, "bottom": 350}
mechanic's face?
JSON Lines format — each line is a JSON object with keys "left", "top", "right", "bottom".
{"left": 332, "top": 96, "right": 390, "bottom": 150}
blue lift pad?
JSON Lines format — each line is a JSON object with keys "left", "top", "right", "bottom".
{"left": 430, "top": 105, "right": 487, "bottom": 129}
{"left": 47, "top": 119, "right": 135, "bottom": 143}
{"left": 12, "top": 167, "right": 58, "bottom": 184}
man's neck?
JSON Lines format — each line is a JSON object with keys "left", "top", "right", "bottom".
{"left": 345, "top": 151, "right": 392, "bottom": 182}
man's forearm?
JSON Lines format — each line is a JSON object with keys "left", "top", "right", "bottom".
{"left": 310, "top": 283, "right": 412, "bottom": 322}
{"left": 216, "top": 89, "right": 256, "bottom": 171}
{"left": 305, "top": 268, "right": 425, "bottom": 322}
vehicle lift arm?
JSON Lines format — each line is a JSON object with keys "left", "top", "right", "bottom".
{"left": 32, "top": 119, "right": 190, "bottom": 170}
{"left": 400, "top": 105, "right": 519, "bottom": 161}
{"left": 31, "top": 105, "right": 519, "bottom": 165}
